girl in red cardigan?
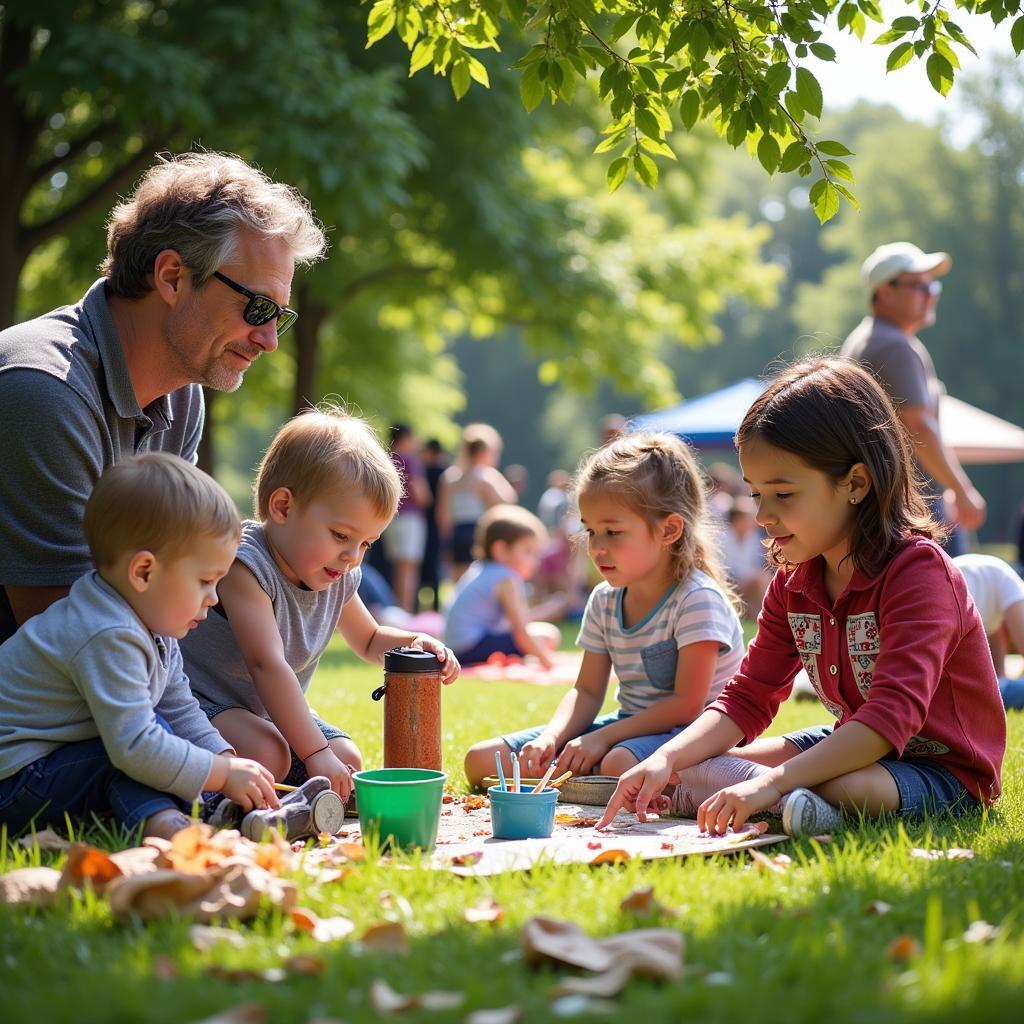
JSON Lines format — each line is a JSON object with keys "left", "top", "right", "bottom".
{"left": 599, "top": 357, "right": 1005, "bottom": 837}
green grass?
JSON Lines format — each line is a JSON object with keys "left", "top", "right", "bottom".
{"left": 3, "top": 635, "right": 1023, "bottom": 1023}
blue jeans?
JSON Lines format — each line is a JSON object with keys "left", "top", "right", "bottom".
{"left": 1000, "top": 677, "right": 1024, "bottom": 711}
{"left": 501, "top": 710, "right": 687, "bottom": 766}
{"left": 0, "top": 717, "right": 186, "bottom": 835}
{"left": 782, "top": 725, "right": 978, "bottom": 819}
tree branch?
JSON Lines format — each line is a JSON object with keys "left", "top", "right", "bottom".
{"left": 19, "top": 140, "right": 166, "bottom": 257}
{"left": 340, "top": 263, "right": 438, "bottom": 301}
{"left": 29, "top": 118, "right": 123, "bottom": 188}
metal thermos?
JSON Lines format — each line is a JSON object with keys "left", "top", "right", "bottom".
{"left": 372, "top": 647, "right": 443, "bottom": 771}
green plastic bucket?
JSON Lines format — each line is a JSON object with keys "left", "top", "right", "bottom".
{"left": 352, "top": 768, "right": 447, "bottom": 851}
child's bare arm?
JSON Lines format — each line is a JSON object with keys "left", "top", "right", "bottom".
{"left": 218, "top": 565, "right": 338, "bottom": 764}
{"left": 494, "top": 576, "right": 553, "bottom": 668}
{"left": 519, "top": 651, "right": 610, "bottom": 773}
{"left": 337, "top": 595, "right": 459, "bottom": 683}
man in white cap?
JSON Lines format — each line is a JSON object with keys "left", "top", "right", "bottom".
{"left": 841, "top": 241, "right": 986, "bottom": 552}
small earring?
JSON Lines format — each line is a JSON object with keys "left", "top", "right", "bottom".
{"left": 850, "top": 497, "right": 858, "bottom": 505}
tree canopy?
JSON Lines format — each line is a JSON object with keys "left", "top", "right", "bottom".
{"left": 365, "top": 0, "right": 1024, "bottom": 222}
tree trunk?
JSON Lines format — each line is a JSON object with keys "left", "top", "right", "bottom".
{"left": 291, "top": 282, "right": 328, "bottom": 415}
{"left": 197, "top": 388, "right": 218, "bottom": 476}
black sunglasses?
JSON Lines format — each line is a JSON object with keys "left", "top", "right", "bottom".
{"left": 212, "top": 271, "right": 298, "bottom": 335}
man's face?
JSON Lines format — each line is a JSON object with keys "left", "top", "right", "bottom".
{"left": 165, "top": 229, "right": 295, "bottom": 392}
{"left": 875, "top": 270, "right": 941, "bottom": 334}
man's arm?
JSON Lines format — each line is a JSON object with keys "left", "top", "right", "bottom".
{"left": 900, "top": 405, "right": 986, "bottom": 530}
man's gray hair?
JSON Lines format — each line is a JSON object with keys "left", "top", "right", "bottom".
{"left": 102, "top": 151, "right": 327, "bottom": 298}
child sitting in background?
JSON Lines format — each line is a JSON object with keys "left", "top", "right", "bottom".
{"left": 599, "top": 359, "right": 1006, "bottom": 837}
{"left": 181, "top": 406, "right": 459, "bottom": 804}
{"left": 463, "top": 434, "right": 745, "bottom": 788}
{"left": 953, "top": 553, "right": 1024, "bottom": 710}
{"left": 0, "top": 453, "right": 278, "bottom": 840}
{"left": 445, "top": 504, "right": 563, "bottom": 670}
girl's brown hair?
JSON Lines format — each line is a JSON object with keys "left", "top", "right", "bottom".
{"left": 575, "top": 432, "right": 738, "bottom": 606}
{"left": 735, "top": 356, "right": 942, "bottom": 578}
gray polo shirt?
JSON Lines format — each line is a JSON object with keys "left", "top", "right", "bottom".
{"left": 0, "top": 278, "right": 205, "bottom": 641}
{"left": 0, "top": 572, "right": 228, "bottom": 800}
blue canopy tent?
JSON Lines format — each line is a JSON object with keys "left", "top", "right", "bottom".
{"left": 629, "top": 378, "right": 765, "bottom": 450}
{"left": 630, "top": 377, "right": 1024, "bottom": 464}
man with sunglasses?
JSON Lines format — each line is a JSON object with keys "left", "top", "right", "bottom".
{"left": 0, "top": 152, "right": 326, "bottom": 643}
{"left": 841, "top": 241, "right": 986, "bottom": 554}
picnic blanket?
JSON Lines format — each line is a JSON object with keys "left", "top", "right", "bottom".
{"left": 340, "top": 798, "right": 785, "bottom": 877}
{"left": 459, "top": 651, "right": 585, "bottom": 686}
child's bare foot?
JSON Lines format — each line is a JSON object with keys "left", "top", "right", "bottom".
{"left": 143, "top": 808, "right": 194, "bottom": 840}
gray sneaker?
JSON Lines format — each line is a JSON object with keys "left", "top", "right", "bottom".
{"left": 237, "top": 776, "right": 346, "bottom": 842}
{"left": 781, "top": 788, "right": 842, "bottom": 837}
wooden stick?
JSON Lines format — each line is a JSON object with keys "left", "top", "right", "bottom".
{"left": 549, "top": 770, "right": 574, "bottom": 789}
{"left": 531, "top": 761, "right": 559, "bottom": 794}
{"left": 273, "top": 783, "right": 299, "bottom": 792}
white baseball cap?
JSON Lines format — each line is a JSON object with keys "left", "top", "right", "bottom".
{"left": 862, "top": 242, "right": 952, "bottom": 292}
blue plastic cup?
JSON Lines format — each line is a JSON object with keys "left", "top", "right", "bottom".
{"left": 488, "top": 785, "right": 558, "bottom": 839}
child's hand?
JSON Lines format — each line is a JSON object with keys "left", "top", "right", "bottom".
{"left": 410, "top": 634, "right": 460, "bottom": 684}
{"left": 520, "top": 733, "right": 558, "bottom": 775}
{"left": 597, "top": 754, "right": 674, "bottom": 828}
{"left": 697, "top": 775, "right": 783, "bottom": 836}
{"left": 557, "top": 732, "right": 610, "bottom": 777}
{"left": 304, "top": 748, "right": 354, "bottom": 802}
{"left": 222, "top": 757, "right": 280, "bottom": 811}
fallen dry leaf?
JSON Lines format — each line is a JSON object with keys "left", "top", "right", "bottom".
{"left": 0, "top": 866, "right": 61, "bottom": 907}
{"left": 284, "top": 953, "right": 326, "bottom": 975}
{"left": 110, "top": 845, "right": 162, "bottom": 876}
{"left": 379, "top": 890, "right": 414, "bottom": 918}
{"left": 17, "top": 828, "right": 70, "bottom": 852}
{"left": 442, "top": 793, "right": 455, "bottom": 804}
{"left": 722, "top": 822, "right": 769, "bottom": 844}
{"left": 464, "top": 897, "right": 505, "bottom": 923}
{"left": 190, "top": 924, "right": 247, "bottom": 951}
{"left": 619, "top": 886, "right": 675, "bottom": 917}
{"left": 522, "top": 915, "right": 682, "bottom": 981}
{"left": 450, "top": 851, "right": 485, "bottom": 867}
{"left": 586, "top": 841, "right": 602, "bottom": 850}
{"left": 747, "top": 849, "right": 792, "bottom": 874}
{"left": 554, "top": 814, "right": 599, "bottom": 827}
{"left": 60, "top": 844, "right": 123, "bottom": 893}
{"left": 885, "top": 934, "right": 921, "bottom": 962}
{"left": 589, "top": 849, "right": 630, "bottom": 865}
{"left": 107, "top": 862, "right": 296, "bottom": 923}
{"left": 205, "top": 965, "right": 286, "bottom": 984}
{"left": 189, "top": 1002, "right": 268, "bottom": 1024}
{"left": 865, "top": 900, "right": 893, "bottom": 916}
{"left": 291, "top": 907, "right": 356, "bottom": 942}
{"left": 465, "top": 1007, "right": 522, "bottom": 1024}
{"left": 550, "top": 962, "right": 634, "bottom": 999}
{"left": 462, "top": 794, "right": 488, "bottom": 811}
{"left": 361, "top": 921, "right": 409, "bottom": 953}
{"left": 368, "top": 978, "right": 465, "bottom": 1014}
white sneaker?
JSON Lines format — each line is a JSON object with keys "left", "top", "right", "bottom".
{"left": 781, "top": 788, "right": 842, "bottom": 836}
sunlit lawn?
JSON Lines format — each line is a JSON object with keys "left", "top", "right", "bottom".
{"left": 2, "top": 633, "right": 1022, "bottom": 1023}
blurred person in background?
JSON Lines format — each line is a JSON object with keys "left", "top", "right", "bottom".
{"left": 385, "top": 424, "right": 430, "bottom": 613}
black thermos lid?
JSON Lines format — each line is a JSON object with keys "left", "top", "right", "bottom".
{"left": 383, "top": 646, "right": 440, "bottom": 673}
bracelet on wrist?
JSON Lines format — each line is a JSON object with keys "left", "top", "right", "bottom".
{"left": 302, "top": 742, "right": 329, "bottom": 762}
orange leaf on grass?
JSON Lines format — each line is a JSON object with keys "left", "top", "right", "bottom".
{"left": 61, "top": 844, "right": 123, "bottom": 893}
{"left": 590, "top": 849, "right": 630, "bottom": 865}
{"left": 886, "top": 934, "right": 921, "bottom": 961}
{"left": 291, "top": 907, "right": 356, "bottom": 942}
{"left": 619, "top": 885, "right": 675, "bottom": 917}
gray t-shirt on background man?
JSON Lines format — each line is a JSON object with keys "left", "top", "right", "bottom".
{"left": 0, "top": 278, "right": 205, "bottom": 642}
{"left": 840, "top": 316, "right": 943, "bottom": 416}
{"left": 0, "top": 572, "right": 227, "bottom": 800}
{"left": 444, "top": 560, "right": 521, "bottom": 654}
{"left": 181, "top": 522, "right": 360, "bottom": 718}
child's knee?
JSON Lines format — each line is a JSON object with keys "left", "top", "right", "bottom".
{"left": 464, "top": 742, "right": 497, "bottom": 787}
{"left": 600, "top": 746, "right": 639, "bottom": 777}
{"left": 331, "top": 737, "right": 362, "bottom": 770}
{"left": 252, "top": 729, "right": 292, "bottom": 781}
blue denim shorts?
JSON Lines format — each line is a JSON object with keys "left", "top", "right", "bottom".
{"left": 501, "top": 710, "right": 686, "bottom": 765}
{"left": 783, "top": 725, "right": 979, "bottom": 819}
{"left": 200, "top": 703, "right": 351, "bottom": 787}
